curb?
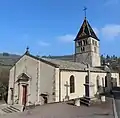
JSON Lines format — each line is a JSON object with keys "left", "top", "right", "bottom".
{"left": 112, "top": 98, "right": 118, "bottom": 118}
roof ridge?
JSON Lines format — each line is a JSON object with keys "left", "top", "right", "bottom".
{"left": 86, "top": 19, "right": 91, "bottom": 36}
{"left": 42, "top": 57, "right": 86, "bottom": 66}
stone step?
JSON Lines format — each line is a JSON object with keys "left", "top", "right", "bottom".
{"left": 1, "top": 109, "right": 10, "bottom": 113}
{"left": 10, "top": 105, "right": 21, "bottom": 112}
{"left": 6, "top": 106, "right": 18, "bottom": 112}
{"left": 0, "top": 104, "right": 23, "bottom": 115}
{"left": 80, "top": 97, "right": 91, "bottom": 106}
{"left": 2, "top": 107, "right": 13, "bottom": 113}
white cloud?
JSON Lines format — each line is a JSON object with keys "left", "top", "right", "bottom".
{"left": 38, "top": 41, "right": 50, "bottom": 46}
{"left": 57, "top": 34, "right": 75, "bottom": 43}
{"left": 101, "top": 24, "right": 120, "bottom": 39}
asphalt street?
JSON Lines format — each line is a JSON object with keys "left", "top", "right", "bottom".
{"left": 112, "top": 87, "right": 120, "bottom": 118}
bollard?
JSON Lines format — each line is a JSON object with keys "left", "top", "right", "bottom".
{"left": 75, "top": 99, "right": 80, "bottom": 106}
{"left": 101, "top": 95, "right": 106, "bottom": 102}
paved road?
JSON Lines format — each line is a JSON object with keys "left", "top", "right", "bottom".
{"left": 112, "top": 88, "right": 120, "bottom": 118}
{"left": 115, "top": 99, "right": 120, "bottom": 118}
{"left": 1, "top": 101, "right": 114, "bottom": 118}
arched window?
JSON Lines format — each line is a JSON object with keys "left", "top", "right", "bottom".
{"left": 85, "top": 40, "right": 88, "bottom": 45}
{"left": 96, "top": 75, "right": 100, "bottom": 90}
{"left": 105, "top": 76, "right": 107, "bottom": 87}
{"left": 94, "top": 47, "right": 97, "bottom": 53}
{"left": 81, "top": 47, "right": 85, "bottom": 52}
{"left": 102, "top": 77, "right": 104, "bottom": 87}
{"left": 70, "top": 75, "right": 75, "bottom": 93}
{"left": 83, "top": 40, "right": 86, "bottom": 45}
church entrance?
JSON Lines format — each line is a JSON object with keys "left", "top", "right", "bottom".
{"left": 85, "top": 86, "right": 89, "bottom": 97}
{"left": 105, "top": 76, "right": 107, "bottom": 87}
{"left": 17, "top": 73, "right": 30, "bottom": 105}
{"left": 85, "top": 75, "right": 89, "bottom": 97}
{"left": 10, "top": 88, "right": 14, "bottom": 104}
{"left": 22, "top": 85, "right": 27, "bottom": 105}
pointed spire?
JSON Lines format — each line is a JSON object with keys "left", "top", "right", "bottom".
{"left": 74, "top": 18, "right": 99, "bottom": 41}
{"left": 74, "top": 7, "right": 99, "bottom": 41}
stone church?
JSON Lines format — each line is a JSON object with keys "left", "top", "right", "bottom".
{"left": 7, "top": 17, "right": 120, "bottom": 107}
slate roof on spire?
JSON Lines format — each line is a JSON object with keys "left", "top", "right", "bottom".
{"left": 74, "top": 18, "right": 99, "bottom": 41}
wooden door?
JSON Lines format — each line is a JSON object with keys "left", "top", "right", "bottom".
{"left": 85, "top": 86, "right": 89, "bottom": 97}
{"left": 22, "top": 85, "right": 27, "bottom": 105}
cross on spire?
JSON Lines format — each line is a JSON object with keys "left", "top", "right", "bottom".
{"left": 83, "top": 6, "right": 87, "bottom": 18}
{"left": 25, "top": 46, "right": 30, "bottom": 54}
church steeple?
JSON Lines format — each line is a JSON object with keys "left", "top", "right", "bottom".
{"left": 74, "top": 8, "right": 101, "bottom": 67}
{"left": 74, "top": 18, "right": 99, "bottom": 41}
{"left": 74, "top": 7, "right": 99, "bottom": 41}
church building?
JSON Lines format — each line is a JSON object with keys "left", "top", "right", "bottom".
{"left": 7, "top": 16, "right": 120, "bottom": 106}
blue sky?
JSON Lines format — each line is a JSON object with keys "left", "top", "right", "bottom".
{"left": 0, "top": 0, "right": 120, "bottom": 56}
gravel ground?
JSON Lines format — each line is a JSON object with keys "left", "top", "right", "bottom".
{"left": 1, "top": 98, "right": 114, "bottom": 118}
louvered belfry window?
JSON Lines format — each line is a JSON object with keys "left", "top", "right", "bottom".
{"left": 70, "top": 75, "right": 75, "bottom": 93}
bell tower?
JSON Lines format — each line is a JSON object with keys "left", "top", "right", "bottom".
{"left": 74, "top": 13, "right": 101, "bottom": 67}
